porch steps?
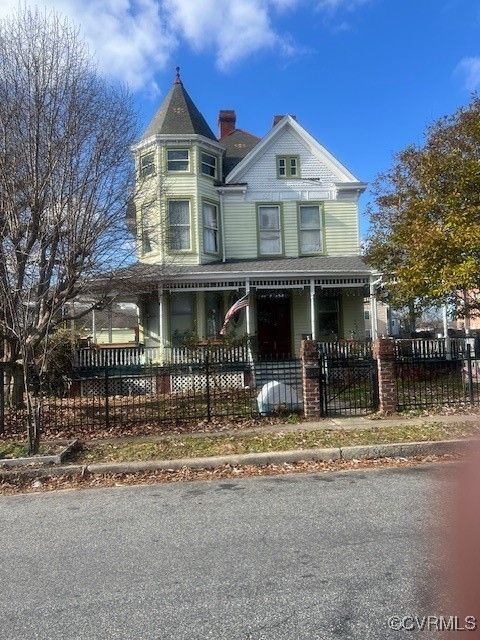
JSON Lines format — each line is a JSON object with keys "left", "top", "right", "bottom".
{"left": 252, "top": 360, "right": 302, "bottom": 390}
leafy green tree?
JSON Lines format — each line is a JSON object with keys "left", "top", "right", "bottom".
{"left": 365, "top": 96, "right": 480, "bottom": 321}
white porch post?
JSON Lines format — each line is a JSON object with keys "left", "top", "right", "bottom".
{"left": 369, "top": 279, "right": 378, "bottom": 340}
{"left": 442, "top": 304, "right": 448, "bottom": 338}
{"left": 310, "top": 279, "right": 317, "bottom": 341}
{"left": 108, "top": 306, "right": 113, "bottom": 343}
{"left": 92, "top": 308, "right": 97, "bottom": 343}
{"left": 245, "top": 277, "right": 251, "bottom": 336}
{"left": 443, "top": 304, "right": 451, "bottom": 360}
{"left": 158, "top": 285, "right": 164, "bottom": 361}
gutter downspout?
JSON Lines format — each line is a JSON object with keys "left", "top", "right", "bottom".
{"left": 220, "top": 193, "right": 226, "bottom": 263}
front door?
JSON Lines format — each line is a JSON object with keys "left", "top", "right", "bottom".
{"left": 256, "top": 292, "right": 292, "bottom": 358}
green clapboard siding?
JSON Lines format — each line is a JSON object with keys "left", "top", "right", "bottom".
{"left": 324, "top": 201, "right": 360, "bottom": 255}
{"left": 223, "top": 201, "right": 258, "bottom": 259}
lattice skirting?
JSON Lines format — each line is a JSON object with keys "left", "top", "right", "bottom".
{"left": 80, "top": 376, "right": 157, "bottom": 396}
{"left": 171, "top": 372, "right": 245, "bottom": 393}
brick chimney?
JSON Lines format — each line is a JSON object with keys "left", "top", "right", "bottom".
{"left": 273, "top": 114, "right": 296, "bottom": 127}
{"left": 218, "top": 110, "right": 236, "bottom": 139}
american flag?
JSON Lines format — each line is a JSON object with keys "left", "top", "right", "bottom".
{"left": 219, "top": 294, "right": 249, "bottom": 335}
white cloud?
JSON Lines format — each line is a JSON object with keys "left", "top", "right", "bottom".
{"left": 456, "top": 56, "right": 480, "bottom": 91}
{"left": 0, "top": 0, "right": 174, "bottom": 91}
{"left": 316, "top": 0, "right": 370, "bottom": 10}
{"left": 164, "top": 0, "right": 298, "bottom": 70}
{"left": 0, "top": 0, "right": 367, "bottom": 91}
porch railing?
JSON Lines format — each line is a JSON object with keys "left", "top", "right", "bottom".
{"left": 74, "top": 343, "right": 250, "bottom": 368}
{"left": 75, "top": 346, "right": 162, "bottom": 368}
{"left": 167, "top": 344, "right": 249, "bottom": 363}
{"left": 395, "top": 337, "right": 476, "bottom": 359}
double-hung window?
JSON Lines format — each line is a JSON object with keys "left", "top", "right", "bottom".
{"left": 299, "top": 204, "right": 322, "bottom": 254}
{"left": 277, "top": 155, "right": 299, "bottom": 178}
{"left": 258, "top": 205, "right": 282, "bottom": 256}
{"left": 201, "top": 152, "right": 217, "bottom": 178}
{"left": 168, "top": 200, "right": 191, "bottom": 251}
{"left": 167, "top": 149, "right": 189, "bottom": 172}
{"left": 140, "top": 152, "right": 155, "bottom": 178}
{"left": 203, "top": 202, "right": 219, "bottom": 254}
{"left": 140, "top": 202, "right": 157, "bottom": 254}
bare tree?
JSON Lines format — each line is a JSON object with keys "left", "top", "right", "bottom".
{"left": 0, "top": 7, "right": 137, "bottom": 451}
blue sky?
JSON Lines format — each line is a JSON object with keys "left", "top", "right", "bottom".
{"left": 3, "top": 0, "right": 479, "bottom": 237}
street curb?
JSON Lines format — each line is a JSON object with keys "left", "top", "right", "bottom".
{"left": 0, "top": 439, "right": 80, "bottom": 470}
{"left": 339, "top": 439, "right": 472, "bottom": 460}
{"left": 0, "top": 438, "right": 473, "bottom": 483}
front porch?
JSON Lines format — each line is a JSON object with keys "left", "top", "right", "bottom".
{"left": 82, "top": 256, "right": 381, "bottom": 367}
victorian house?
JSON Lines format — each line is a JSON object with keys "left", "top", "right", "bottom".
{"left": 104, "top": 69, "right": 381, "bottom": 363}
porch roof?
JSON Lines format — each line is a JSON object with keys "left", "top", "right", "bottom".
{"left": 89, "top": 256, "right": 380, "bottom": 293}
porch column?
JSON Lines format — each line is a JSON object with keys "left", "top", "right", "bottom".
{"left": 108, "top": 306, "right": 113, "bottom": 343}
{"left": 196, "top": 292, "right": 206, "bottom": 339}
{"left": 158, "top": 285, "right": 164, "bottom": 359}
{"left": 310, "top": 279, "right": 317, "bottom": 341}
{"left": 245, "top": 278, "right": 252, "bottom": 336}
{"left": 369, "top": 279, "right": 378, "bottom": 340}
{"left": 92, "top": 308, "right": 97, "bottom": 343}
{"left": 443, "top": 304, "right": 451, "bottom": 360}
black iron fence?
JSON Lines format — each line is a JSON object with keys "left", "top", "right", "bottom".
{"left": 396, "top": 345, "right": 480, "bottom": 410}
{"left": 318, "top": 342, "right": 378, "bottom": 416}
{"left": 0, "top": 355, "right": 303, "bottom": 436}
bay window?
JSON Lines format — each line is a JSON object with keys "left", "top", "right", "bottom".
{"left": 168, "top": 200, "right": 191, "bottom": 251}
{"left": 203, "top": 201, "right": 219, "bottom": 254}
{"left": 201, "top": 151, "right": 217, "bottom": 177}
{"left": 167, "top": 148, "right": 189, "bottom": 172}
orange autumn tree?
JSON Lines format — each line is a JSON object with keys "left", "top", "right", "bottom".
{"left": 366, "top": 96, "right": 480, "bottom": 322}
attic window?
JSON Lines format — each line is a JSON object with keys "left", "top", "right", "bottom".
{"left": 140, "top": 152, "right": 155, "bottom": 178}
{"left": 167, "top": 148, "right": 190, "bottom": 172}
{"left": 277, "top": 155, "right": 299, "bottom": 178}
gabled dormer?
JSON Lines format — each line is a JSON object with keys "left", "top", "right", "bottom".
{"left": 131, "top": 68, "right": 224, "bottom": 265}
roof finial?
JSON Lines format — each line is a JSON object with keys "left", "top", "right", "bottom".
{"left": 175, "top": 66, "right": 182, "bottom": 84}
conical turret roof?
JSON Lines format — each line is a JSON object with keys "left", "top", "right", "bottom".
{"left": 140, "top": 68, "right": 216, "bottom": 142}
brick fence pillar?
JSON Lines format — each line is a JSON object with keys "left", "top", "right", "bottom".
{"left": 300, "top": 339, "right": 322, "bottom": 418}
{"left": 372, "top": 338, "right": 397, "bottom": 413}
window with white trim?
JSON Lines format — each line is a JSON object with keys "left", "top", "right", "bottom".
{"left": 277, "top": 155, "right": 299, "bottom": 178}
{"left": 258, "top": 205, "right": 282, "bottom": 256}
{"left": 139, "top": 202, "right": 157, "bottom": 254}
{"left": 140, "top": 152, "right": 155, "bottom": 178}
{"left": 168, "top": 200, "right": 191, "bottom": 251}
{"left": 201, "top": 151, "right": 217, "bottom": 178}
{"left": 299, "top": 204, "right": 322, "bottom": 254}
{"left": 167, "top": 148, "right": 189, "bottom": 172}
{"left": 203, "top": 202, "right": 219, "bottom": 254}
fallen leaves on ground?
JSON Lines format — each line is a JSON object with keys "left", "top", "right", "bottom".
{"left": 0, "top": 454, "right": 461, "bottom": 496}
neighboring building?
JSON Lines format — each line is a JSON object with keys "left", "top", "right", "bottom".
{"left": 112, "top": 69, "right": 381, "bottom": 360}
{"left": 363, "top": 300, "right": 400, "bottom": 338}
{"left": 73, "top": 302, "right": 139, "bottom": 345}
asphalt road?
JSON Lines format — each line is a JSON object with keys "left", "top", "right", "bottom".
{"left": 0, "top": 465, "right": 454, "bottom": 640}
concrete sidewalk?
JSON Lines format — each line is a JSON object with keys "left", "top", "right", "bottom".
{"left": 86, "top": 411, "right": 480, "bottom": 445}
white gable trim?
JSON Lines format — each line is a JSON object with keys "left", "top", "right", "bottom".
{"left": 225, "top": 115, "right": 360, "bottom": 184}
